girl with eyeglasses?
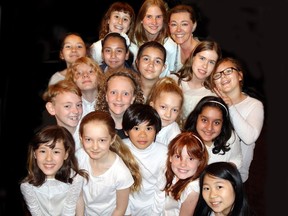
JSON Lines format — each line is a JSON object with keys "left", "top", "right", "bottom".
{"left": 208, "top": 57, "right": 265, "bottom": 183}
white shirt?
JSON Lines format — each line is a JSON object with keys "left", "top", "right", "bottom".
{"left": 76, "top": 149, "right": 134, "bottom": 216}
{"left": 206, "top": 131, "right": 242, "bottom": 170}
{"left": 20, "top": 173, "right": 84, "bottom": 216}
{"left": 229, "top": 95, "right": 264, "bottom": 182}
{"left": 122, "top": 138, "right": 168, "bottom": 216}
{"left": 156, "top": 122, "right": 181, "bottom": 146}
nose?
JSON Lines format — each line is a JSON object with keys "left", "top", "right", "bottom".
{"left": 180, "top": 158, "right": 187, "bottom": 167}
{"left": 176, "top": 24, "right": 181, "bottom": 32}
{"left": 138, "top": 129, "right": 147, "bottom": 137}
{"left": 209, "top": 188, "right": 218, "bottom": 198}
{"left": 118, "top": 18, "right": 123, "bottom": 24}
{"left": 164, "top": 109, "right": 171, "bottom": 117}
{"left": 205, "top": 122, "right": 213, "bottom": 131}
{"left": 45, "top": 151, "right": 52, "bottom": 161}
{"left": 116, "top": 93, "right": 122, "bottom": 101}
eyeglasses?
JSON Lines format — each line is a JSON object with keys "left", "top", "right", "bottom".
{"left": 212, "top": 67, "right": 239, "bottom": 80}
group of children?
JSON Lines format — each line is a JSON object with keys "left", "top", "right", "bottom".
{"left": 20, "top": 0, "right": 264, "bottom": 215}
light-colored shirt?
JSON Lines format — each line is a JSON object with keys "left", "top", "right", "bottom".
{"left": 20, "top": 172, "right": 84, "bottom": 216}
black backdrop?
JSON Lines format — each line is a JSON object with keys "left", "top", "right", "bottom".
{"left": 1, "top": 0, "right": 287, "bottom": 215}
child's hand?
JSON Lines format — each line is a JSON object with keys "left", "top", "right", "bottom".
{"left": 213, "top": 87, "right": 233, "bottom": 107}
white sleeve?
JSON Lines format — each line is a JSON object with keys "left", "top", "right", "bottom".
{"left": 20, "top": 183, "right": 42, "bottom": 216}
{"left": 62, "top": 174, "right": 84, "bottom": 215}
{"left": 229, "top": 99, "right": 264, "bottom": 145}
{"left": 227, "top": 132, "right": 243, "bottom": 170}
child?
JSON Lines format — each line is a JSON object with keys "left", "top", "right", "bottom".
{"left": 147, "top": 76, "right": 184, "bottom": 145}
{"left": 193, "top": 162, "right": 253, "bottom": 216}
{"left": 100, "top": 32, "right": 137, "bottom": 73}
{"left": 95, "top": 68, "right": 144, "bottom": 139}
{"left": 20, "top": 125, "right": 89, "bottom": 216}
{"left": 152, "top": 131, "right": 208, "bottom": 215}
{"left": 65, "top": 56, "right": 104, "bottom": 118}
{"left": 42, "top": 80, "right": 83, "bottom": 150}
{"left": 170, "top": 40, "right": 222, "bottom": 122}
{"left": 184, "top": 96, "right": 242, "bottom": 169}
{"left": 134, "top": 0, "right": 178, "bottom": 77}
{"left": 122, "top": 103, "right": 167, "bottom": 215}
{"left": 76, "top": 110, "right": 142, "bottom": 215}
{"left": 48, "top": 32, "right": 87, "bottom": 85}
{"left": 90, "top": 1, "right": 138, "bottom": 67}
{"left": 135, "top": 41, "right": 167, "bottom": 101}
{"left": 208, "top": 57, "right": 265, "bottom": 183}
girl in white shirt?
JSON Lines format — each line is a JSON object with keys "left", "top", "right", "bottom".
{"left": 20, "top": 125, "right": 89, "bottom": 216}
{"left": 184, "top": 96, "right": 242, "bottom": 170}
{"left": 76, "top": 110, "right": 141, "bottom": 215}
{"left": 147, "top": 76, "right": 184, "bottom": 145}
{"left": 209, "top": 57, "right": 265, "bottom": 182}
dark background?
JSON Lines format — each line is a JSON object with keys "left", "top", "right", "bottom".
{"left": 1, "top": 0, "right": 287, "bottom": 215}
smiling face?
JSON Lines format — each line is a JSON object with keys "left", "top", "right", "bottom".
{"left": 80, "top": 120, "right": 115, "bottom": 161}
{"left": 196, "top": 106, "right": 223, "bottom": 146}
{"left": 137, "top": 46, "right": 166, "bottom": 80}
{"left": 150, "top": 92, "right": 181, "bottom": 127}
{"left": 170, "top": 145, "right": 200, "bottom": 180}
{"left": 126, "top": 121, "right": 156, "bottom": 149}
{"left": 102, "top": 36, "right": 129, "bottom": 70}
{"left": 46, "top": 92, "right": 83, "bottom": 132}
{"left": 34, "top": 140, "right": 68, "bottom": 179}
{"left": 142, "top": 5, "right": 164, "bottom": 39}
{"left": 213, "top": 61, "right": 243, "bottom": 95}
{"left": 73, "top": 63, "right": 98, "bottom": 91}
{"left": 192, "top": 50, "right": 219, "bottom": 82}
{"left": 60, "top": 34, "right": 87, "bottom": 67}
{"left": 106, "top": 76, "right": 136, "bottom": 118}
{"left": 108, "top": 11, "right": 132, "bottom": 34}
{"left": 169, "top": 11, "right": 196, "bottom": 45}
{"left": 202, "top": 174, "right": 236, "bottom": 215}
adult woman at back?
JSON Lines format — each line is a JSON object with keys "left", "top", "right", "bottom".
{"left": 168, "top": 4, "right": 200, "bottom": 72}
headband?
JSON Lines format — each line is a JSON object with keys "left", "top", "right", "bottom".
{"left": 208, "top": 100, "right": 228, "bottom": 116}
{"left": 192, "top": 134, "right": 205, "bottom": 152}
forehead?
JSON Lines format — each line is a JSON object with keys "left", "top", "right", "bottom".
{"left": 216, "top": 61, "right": 234, "bottom": 71}
{"left": 201, "top": 106, "right": 223, "bottom": 119}
{"left": 141, "top": 47, "right": 164, "bottom": 58}
{"left": 146, "top": 5, "right": 163, "bottom": 15}
{"left": 54, "top": 91, "right": 81, "bottom": 102}
{"left": 170, "top": 12, "right": 191, "bottom": 21}
{"left": 103, "top": 36, "right": 125, "bottom": 47}
{"left": 107, "top": 76, "right": 135, "bottom": 89}
{"left": 196, "top": 50, "right": 218, "bottom": 61}
{"left": 64, "top": 35, "right": 84, "bottom": 43}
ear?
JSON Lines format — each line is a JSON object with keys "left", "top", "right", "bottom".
{"left": 46, "top": 102, "right": 56, "bottom": 116}
{"left": 33, "top": 152, "right": 37, "bottom": 159}
{"left": 124, "top": 130, "right": 129, "bottom": 136}
{"left": 131, "top": 95, "right": 136, "bottom": 104}
{"left": 111, "top": 135, "right": 117, "bottom": 145}
{"left": 149, "top": 101, "right": 154, "bottom": 107}
{"left": 125, "top": 50, "right": 130, "bottom": 60}
{"left": 192, "top": 22, "right": 197, "bottom": 33}
{"left": 169, "top": 156, "right": 173, "bottom": 163}
{"left": 64, "top": 151, "right": 69, "bottom": 160}
{"left": 238, "top": 71, "right": 243, "bottom": 82}
{"left": 59, "top": 52, "right": 64, "bottom": 60}
{"left": 161, "top": 63, "right": 167, "bottom": 72}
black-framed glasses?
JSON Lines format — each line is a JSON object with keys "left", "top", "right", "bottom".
{"left": 213, "top": 67, "right": 239, "bottom": 80}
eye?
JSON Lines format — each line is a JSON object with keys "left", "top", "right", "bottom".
{"left": 172, "top": 108, "right": 179, "bottom": 113}
{"left": 146, "top": 126, "right": 154, "bottom": 131}
{"left": 133, "top": 126, "right": 139, "bottom": 131}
